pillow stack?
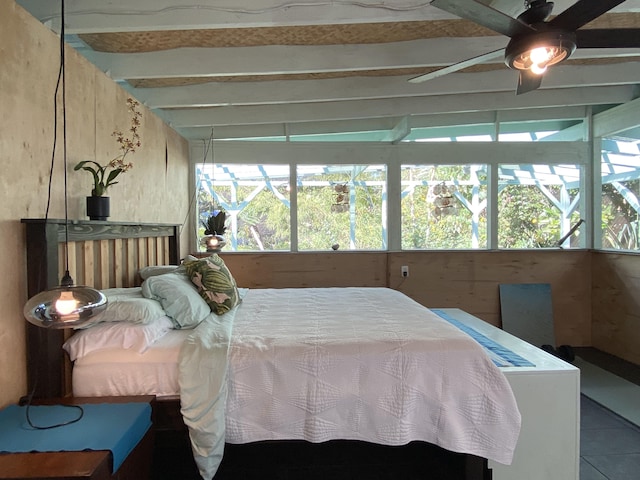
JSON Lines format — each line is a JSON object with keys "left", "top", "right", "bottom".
{"left": 140, "top": 253, "right": 240, "bottom": 325}
{"left": 63, "top": 255, "right": 241, "bottom": 361}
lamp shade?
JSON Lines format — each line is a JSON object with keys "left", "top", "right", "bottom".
{"left": 24, "top": 285, "right": 107, "bottom": 329}
{"left": 200, "top": 234, "right": 227, "bottom": 252}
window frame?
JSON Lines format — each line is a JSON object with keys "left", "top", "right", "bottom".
{"left": 191, "top": 141, "right": 591, "bottom": 252}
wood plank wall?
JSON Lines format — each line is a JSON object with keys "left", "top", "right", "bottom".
{"left": 591, "top": 251, "right": 640, "bottom": 365}
{"left": 222, "top": 252, "right": 388, "bottom": 289}
{"left": 221, "top": 249, "right": 592, "bottom": 347}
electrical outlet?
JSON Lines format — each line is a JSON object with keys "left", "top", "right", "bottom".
{"left": 401, "top": 265, "right": 409, "bottom": 278}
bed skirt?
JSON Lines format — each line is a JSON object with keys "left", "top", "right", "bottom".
{"left": 152, "top": 398, "right": 490, "bottom": 480}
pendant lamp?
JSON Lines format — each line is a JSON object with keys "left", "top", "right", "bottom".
{"left": 23, "top": 0, "right": 107, "bottom": 329}
{"left": 23, "top": 272, "right": 107, "bottom": 329}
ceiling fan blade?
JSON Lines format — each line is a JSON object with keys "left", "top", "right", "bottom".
{"left": 430, "top": 0, "right": 534, "bottom": 37}
{"left": 408, "top": 48, "right": 505, "bottom": 84}
{"left": 576, "top": 29, "right": 640, "bottom": 48}
{"left": 549, "top": 0, "right": 626, "bottom": 31}
{"left": 516, "top": 70, "right": 543, "bottom": 95}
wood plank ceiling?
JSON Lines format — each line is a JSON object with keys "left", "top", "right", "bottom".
{"left": 16, "top": 0, "right": 640, "bottom": 142}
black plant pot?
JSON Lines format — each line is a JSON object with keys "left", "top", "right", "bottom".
{"left": 86, "top": 196, "right": 110, "bottom": 221}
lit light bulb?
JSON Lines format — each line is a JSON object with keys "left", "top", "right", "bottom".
{"left": 530, "top": 63, "right": 547, "bottom": 75}
{"left": 528, "top": 47, "right": 552, "bottom": 75}
{"left": 529, "top": 47, "right": 551, "bottom": 64}
{"left": 55, "top": 290, "right": 78, "bottom": 315}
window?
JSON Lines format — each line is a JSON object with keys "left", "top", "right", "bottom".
{"left": 194, "top": 142, "right": 588, "bottom": 252}
{"left": 498, "top": 164, "right": 582, "bottom": 248}
{"left": 401, "top": 165, "right": 487, "bottom": 249}
{"left": 196, "top": 163, "right": 387, "bottom": 251}
{"left": 196, "top": 163, "right": 290, "bottom": 251}
{"left": 601, "top": 136, "right": 640, "bottom": 251}
{"left": 297, "top": 164, "right": 387, "bottom": 251}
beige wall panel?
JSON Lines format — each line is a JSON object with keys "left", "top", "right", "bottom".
{"left": 592, "top": 252, "right": 640, "bottom": 365}
{"left": 220, "top": 252, "right": 387, "bottom": 289}
{"left": 389, "top": 250, "right": 591, "bottom": 346}
{"left": 0, "top": 2, "right": 190, "bottom": 407}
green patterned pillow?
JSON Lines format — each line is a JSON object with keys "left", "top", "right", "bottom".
{"left": 183, "top": 255, "right": 240, "bottom": 315}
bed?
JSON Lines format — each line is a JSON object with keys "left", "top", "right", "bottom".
{"left": 22, "top": 219, "right": 524, "bottom": 480}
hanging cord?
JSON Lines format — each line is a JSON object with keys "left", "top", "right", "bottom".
{"left": 23, "top": 0, "right": 83, "bottom": 428}
{"left": 22, "top": 374, "right": 84, "bottom": 430}
{"left": 180, "top": 128, "right": 215, "bottom": 243}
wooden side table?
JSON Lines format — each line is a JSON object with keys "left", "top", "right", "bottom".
{"left": 0, "top": 396, "right": 155, "bottom": 480}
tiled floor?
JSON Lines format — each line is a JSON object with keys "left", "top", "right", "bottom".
{"left": 576, "top": 348, "right": 640, "bottom": 480}
{"left": 580, "top": 395, "right": 640, "bottom": 480}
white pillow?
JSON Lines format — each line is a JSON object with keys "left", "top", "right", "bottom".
{"left": 77, "top": 287, "right": 166, "bottom": 328}
{"left": 63, "top": 315, "right": 174, "bottom": 361}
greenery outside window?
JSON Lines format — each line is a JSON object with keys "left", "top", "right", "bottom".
{"left": 498, "top": 164, "right": 582, "bottom": 248}
{"left": 401, "top": 165, "right": 487, "bottom": 249}
{"left": 196, "top": 163, "right": 290, "bottom": 251}
{"left": 601, "top": 137, "right": 640, "bottom": 251}
{"left": 297, "top": 164, "right": 387, "bottom": 251}
{"left": 194, "top": 141, "right": 590, "bottom": 252}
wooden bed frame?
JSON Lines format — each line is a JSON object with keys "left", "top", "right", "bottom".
{"left": 22, "top": 218, "right": 491, "bottom": 480}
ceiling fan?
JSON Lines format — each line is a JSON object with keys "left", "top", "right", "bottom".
{"left": 410, "top": 0, "right": 640, "bottom": 94}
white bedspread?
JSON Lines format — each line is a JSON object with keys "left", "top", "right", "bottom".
{"left": 179, "top": 287, "right": 521, "bottom": 479}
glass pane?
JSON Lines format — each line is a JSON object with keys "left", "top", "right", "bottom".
{"left": 297, "top": 164, "right": 386, "bottom": 251}
{"left": 401, "top": 165, "right": 487, "bottom": 249}
{"left": 498, "top": 164, "right": 582, "bottom": 248}
{"left": 601, "top": 135, "right": 640, "bottom": 250}
{"left": 196, "top": 164, "right": 290, "bottom": 251}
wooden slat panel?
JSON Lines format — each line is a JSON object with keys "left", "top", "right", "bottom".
{"left": 153, "top": 237, "right": 161, "bottom": 265}
{"left": 98, "top": 239, "right": 110, "bottom": 289}
{"left": 149, "top": 237, "right": 157, "bottom": 265}
{"left": 82, "top": 241, "right": 95, "bottom": 288}
{"left": 126, "top": 238, "right": 136, "bottom": 287}
{"left": 57, "top": 244, "right": 65, "bottom": 280}
{"left": 137, "top": 237, "right": 147, "bottom": 273}
{"left": 114, "top": 238, "right": 124, "bottom": 288}
{"left": 66, "top": 242, "right": 77, "bottom": 284}
{"left": 161, "top": 237, "right": 172, "bottom": 265}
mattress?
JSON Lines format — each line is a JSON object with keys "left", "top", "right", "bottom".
{"left": 73, "top": 328, "right": 187, "bottom": 397}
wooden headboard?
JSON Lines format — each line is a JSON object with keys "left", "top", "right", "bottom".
{"left": 22, "top": 219, "right": 181, "bottom": 399}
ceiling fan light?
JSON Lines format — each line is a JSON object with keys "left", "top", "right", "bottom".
{"left": 505, "top": 31, "right": 576, "bottom": 72}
